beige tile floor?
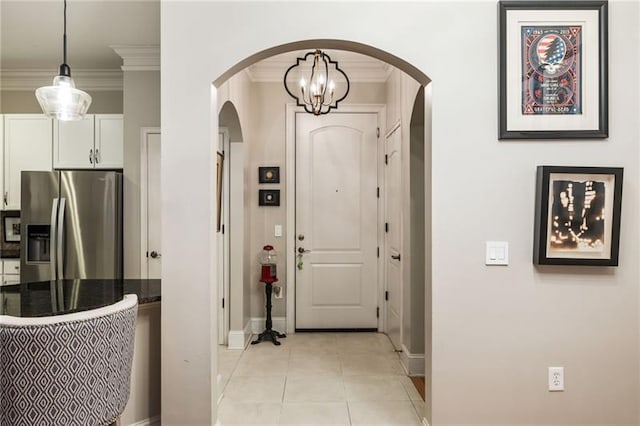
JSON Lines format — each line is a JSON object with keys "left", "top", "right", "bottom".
{"left": 216, "top": 333, "right": 424, "bottom": 425}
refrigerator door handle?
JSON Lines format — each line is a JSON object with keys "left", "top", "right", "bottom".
{"left": 50, "top": 198, "right": 59, "bottom": 281}
{"left": 57, "top": 198, "right": 66, "bottom": 280}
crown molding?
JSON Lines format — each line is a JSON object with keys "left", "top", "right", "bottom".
{"left": 0, "top": 69, "right": 123, "bottom": 91}
{"left": 246, "top": 58, "right": 392, "bottom": 83}
{"left": 110, "top": 45, "right": 160, "bottom": 71}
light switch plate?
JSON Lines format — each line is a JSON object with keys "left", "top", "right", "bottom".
{"left": 486, "top": 241, "right": 509, "bottom": 265}
{"left": 274, "top": 224, "right": 283, "bottom": 237}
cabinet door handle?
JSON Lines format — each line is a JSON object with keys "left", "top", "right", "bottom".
{"left": 89, "top": 149, "right": 93, "bottom": 164}
{"left": 95, "top": 148, "right": 100, "bottom": 164}
{"left": 3, "top": 192, "right": 6, "bottom": 206}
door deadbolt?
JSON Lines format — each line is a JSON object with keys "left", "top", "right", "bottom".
{"left": 298, "top": 234, "right": 305, "bottom": 241}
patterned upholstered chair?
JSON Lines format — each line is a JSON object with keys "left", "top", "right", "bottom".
{"left": 0, "top": 294, "right": 138, "bottom": 426}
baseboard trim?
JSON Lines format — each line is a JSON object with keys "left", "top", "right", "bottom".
{"left": 127, "top": 415, "right": 160, "bottom": 426}
{"left": 228, "top": 319, "right": 253, "bottom": 349}
{"left": 400, "top": 344, "right": 425, "bottom": 376}
{"left": 251, "top": 316, "right": 286, "bottom": 334}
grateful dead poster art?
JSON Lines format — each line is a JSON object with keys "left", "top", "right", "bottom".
{"left": 522, "top": 26, "right": 582, "bottom": 115}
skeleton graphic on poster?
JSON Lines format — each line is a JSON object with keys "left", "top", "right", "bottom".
{"left": 522, "top": 26, "right": 582, "bottom": 115}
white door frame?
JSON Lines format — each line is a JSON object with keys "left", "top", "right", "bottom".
{"left": 285, "top": 104, "right": 387, "bottom": 334}
{"left": 140, "top": 127, "right": 161, "bottom": 278}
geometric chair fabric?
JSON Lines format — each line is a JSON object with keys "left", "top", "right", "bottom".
{"left": 0, "top": 294, "right": 138, "bottom": 426}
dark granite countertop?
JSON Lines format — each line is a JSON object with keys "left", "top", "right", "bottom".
{"left": 0, "top": 279, "right": 160, "bottom": 318}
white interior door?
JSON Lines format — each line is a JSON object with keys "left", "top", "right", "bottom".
{"left": 385, "top": 126, "right": 402, "bottom": 350}
{"left": 217, "top": 129, "right": 230, "bottom": 345}
{"left": 295, "top": 112, "right": 379, "bottom": 329}
{"left": 145, "top": 131, "right": 162, "bottom": 279}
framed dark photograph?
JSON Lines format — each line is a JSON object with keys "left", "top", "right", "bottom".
{"left": 259, "top": 166, "right": 280, "bottom": 184}
{"left": 0, "top": 210, "right": 20, "bottom": 258}
{"left": 533, "top": 166, "right": 622, "bottom": 266}
{"left": 499, "top": 1, "right": 608, "bottom": 139}
{"left": 259, "top": 189, "right": 280, "bottom": 207}
{"left": 2, "top": 210, "right": 20, "bottom": 243}
{"left": 216, "top": 152, "right": 224, "bottom": 232}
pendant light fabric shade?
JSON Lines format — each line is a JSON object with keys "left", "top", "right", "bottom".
{"left": 35, "top": 0, "right": 92, "bottom": 121}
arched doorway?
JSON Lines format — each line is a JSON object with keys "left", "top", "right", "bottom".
{"left": 161, "top": 9, "right": 433, "bottom": 424}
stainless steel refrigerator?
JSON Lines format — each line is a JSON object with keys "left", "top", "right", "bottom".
{"left": 20, "top": 171, "right": 123, "bottom": 282}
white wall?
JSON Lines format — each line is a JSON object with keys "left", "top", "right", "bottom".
{"left": 162, "top": 1, "right": 640, "bottom": 424}
{"left": 123, "top": 71, "right": 160, "bottom": 278}
{"left": 121, "top": 303, "right": 161, "bottom": 425}
{"left": 0, "top": 90, "right": 123, "bottom": 114}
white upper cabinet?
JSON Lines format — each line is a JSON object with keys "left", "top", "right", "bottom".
{"left": 3, "top": 115, "right": 53, "bottom": 209}
{"left": 94, "top": 115, "right": 124, "bottom": 169}
{"left": 54, "top": 116, "right": 94, "bottom": 168}
{"left": 54, "top": 114, "right": 123, "bottom": 169}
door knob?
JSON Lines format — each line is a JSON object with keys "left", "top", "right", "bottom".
{"left": 150, "top": 251, "right": 162, "bottom": 259}
{"left": 391, "top": 254, "right": 401, "bottom": 261}
{"left": 297, "top": 247, "right": 310, "bottom": 254}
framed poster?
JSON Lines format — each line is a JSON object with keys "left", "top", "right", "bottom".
{"left": 499, "top": 1, "right": 608, "bottom": 139}
{"left": 533, "top": 166, "right": 622, "bottom": 266}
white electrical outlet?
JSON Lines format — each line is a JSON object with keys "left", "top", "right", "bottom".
{"left": 273, "top": 285, "right": 283, "bottom": 299}
{"left": 548, "top": 367, "right": 564, "bottom": 391}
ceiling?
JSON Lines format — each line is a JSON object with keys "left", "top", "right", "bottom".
{"left": 0, "top": 0, "right": 160, "bottom": 70}
{"left": 0, "top": 1, "right": 390, "bottom": 84}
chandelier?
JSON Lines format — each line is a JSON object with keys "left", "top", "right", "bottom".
{"left": 35, "top": 0, "right": 92, "bottom": 121}
{"left": 283, "top": 50, "right": 350, "bottom": 115}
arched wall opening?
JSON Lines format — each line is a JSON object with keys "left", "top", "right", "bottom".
{"left": 211, "top": 40, "right": 434, "bottom": 423}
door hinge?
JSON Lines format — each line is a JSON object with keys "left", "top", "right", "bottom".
{"left": 376, "top": 127, "right": 380, "bottom": 138}
{"left": 145, "top": 251, "right": 149, "bottom": 258}
{"left": 385, "top": 291, "right": 389, "bottom": 301}
{"left": 384, "top": 154, "right": 388, "bottom": 165}
{"left": 222, "top": 224, "right": 225, "bottom": 234}
{"left": 222, "top": 298, "right": 225, "bottom": 309}
{"left": 376, "top": 187, "right": 380, "bottom": 198}
{"left": 377, "top": 247, "right": 380, "bottom": 258}
{"left": 376, "top": 307, "right": 379, "bottom": 318}
{"left": 385, "top": 222, "right": 389, "bottom": 233}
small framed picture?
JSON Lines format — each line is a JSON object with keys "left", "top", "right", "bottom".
{"left": 259, "top": 166, "right": 280, "bottom": 184}
{"left": 533, "top": 166, "right": 623, "bottom": 266}
{"left": 216, "top": 151, "right": 224, "bottom": 232}
{"left": 499, "top": 1, "right": 608, "bottom": 139}
{"left": 2, "top": 211, "right": 20, "bottom": 243}
{"left": 259, "top": 189, "right": 280, "bottom": 207}
{"left": 0, "top": 210, "right": 20, "bottom": 258}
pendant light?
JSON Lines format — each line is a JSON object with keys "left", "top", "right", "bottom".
{"left": 283, "top": 50, "right": 350, "bottom": 116}
{"left": 35, "top": 0, "right": 91, "bottom": 121}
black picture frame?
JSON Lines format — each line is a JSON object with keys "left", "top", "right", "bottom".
{"left": 216, "top": 151, "right": 224, "bottom": 232}
{"left": 499, "top": 1, "right": 608, "bottom": 139}
{"left": 0, "top": 210, "right": 20, "bottom": 258}
{"left": 259, "top": 189, "right": 280, "bottom": 207}
{"left": 259, "top": 166, "right": 280, "bottom": 184}
{"left": 533, "top": 166, "right": 622, "bottom": 266}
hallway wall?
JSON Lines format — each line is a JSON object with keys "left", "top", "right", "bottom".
{"left": 161, "top": 1, "right": 640, "bottom": 424}
{"left": 246, "top": 80, "right": 386, "bottom": 320}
